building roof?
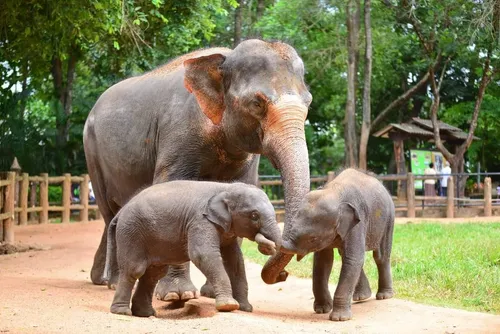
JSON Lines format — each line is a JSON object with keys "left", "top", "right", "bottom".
{"left": 372, "top": 118, "right": 480, "bottom": 142}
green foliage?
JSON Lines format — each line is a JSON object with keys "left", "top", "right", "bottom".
{"left": 242, "top": 222, "right": 500, "bottom": 313}
{"left": 0, "top": 0, "right": 499, "bottom": 176}
{"left": 48, "top": 185, "right": 63, "bottom": 203}
{"left": 0, "top": 0, "right": 235, "bottom": 174}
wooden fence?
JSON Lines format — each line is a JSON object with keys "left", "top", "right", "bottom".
{"left": 2, "top": 170, "right": 497, "bottom": 243}
{"left": 0, "top": 172, "right": 100, "bottom": 244}
{"left": 260, "top": 172, "right": 497, "bottom": 220}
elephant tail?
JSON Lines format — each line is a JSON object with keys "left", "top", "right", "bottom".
{"left": 103, "top": 213, "right": 119, "bottom": 282}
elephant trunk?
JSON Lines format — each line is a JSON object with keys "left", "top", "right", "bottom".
{"left": 261, "top": 94, "right": 310, "bottom": 284}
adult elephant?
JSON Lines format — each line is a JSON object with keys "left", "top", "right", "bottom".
{"left": 83, "top": 39, "right": 311, "bottom": 302}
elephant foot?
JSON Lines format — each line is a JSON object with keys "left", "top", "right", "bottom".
{"left": 353, "top": 285, "right": 372, "bottom": 301}
{"left": 376, "top": 288, "right": 394, "bottom": 300}
{"left": 200, "top": 282, "right": 215, "bottom": 299}
{"left": 314, "top": 299, "right": 333, "bottom": 314}
{"left": 90, "top": 266, "right": 107, "bottom": 286}
{"left": 236, "top": 300, "right": 253, "bottom": 312}
{"left": 131, "top": 304, "right": 157, "bottom": 317}
{"left": 329, "top": 307, "right": 352, "bottom": 321}
{"left": 110, "top": 304, "right": 132, "bottom": 316}
{"left": 155, "top": 276, "right": 199, "bottom": 302}
{"left": 107, "top": 276, "right": 119, "bottom": 290}
{"left": 215, "top": 297, "right": 239, "bottom": 312}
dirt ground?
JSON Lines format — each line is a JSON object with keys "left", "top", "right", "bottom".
{"left": 0, "top": 221, "right": 499, "bottom": 334}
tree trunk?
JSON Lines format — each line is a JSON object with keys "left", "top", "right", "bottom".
{"left": 359, "top": 0, "right": 372, "bottom": 170}
{"left": 344, "top": 0, "right": 360, "bottom": 167}
{"left": 51, "top": 46, "right": 79, "bottom": 174}
{"left": 234, "top": 0, "right": 243, "bottom": 48}
{"left": 256, "top": 0, "right": 265, "bottom": 21}
{"left": 430, "top": 51, "right": 495, "bottom": 199}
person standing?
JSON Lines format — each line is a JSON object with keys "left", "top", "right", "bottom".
{"left": 424, "top": 162, "right": 437, "bottom": 204}
{"left": 441, "top": 161, "right": 452, "bottom": 196}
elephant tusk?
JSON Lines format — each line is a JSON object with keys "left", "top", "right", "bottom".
{"left": 255, "top": 233, "right": 276, "bottom": 255}
{"left": 296, "top": 254, "right": 305, "bottom": 262}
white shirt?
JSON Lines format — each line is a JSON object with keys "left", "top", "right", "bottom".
{"left": 424, "top": 167, "right": 436, "bottom": 185}
{"left": 89, "top": 181, "right": 95, "bottom": 200}
{"left": 441, "top": 166, "right": 451, "bottom": 187}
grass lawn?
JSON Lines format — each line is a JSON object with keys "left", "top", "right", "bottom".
{"left": 242, "top": 222, "right": 500, "bottom": 314}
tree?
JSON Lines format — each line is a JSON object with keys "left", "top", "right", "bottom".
{"left": 0, "top": 0, "right": 235, "bottom": 174}
{"left": 344, "top": 0, "right": 360, "bottom": 167}
{"left": 358, "top": 0, "right": 372, "bottom": 169}
{"left": 234, "top": 0, "right": 244, "bottom": 47}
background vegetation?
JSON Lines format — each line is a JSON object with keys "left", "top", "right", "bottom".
{"left": 242, "top": 222, "right": 500, "bottom": 314}
{"left": 0, "top": 0, "right": 498, "bottom": 176}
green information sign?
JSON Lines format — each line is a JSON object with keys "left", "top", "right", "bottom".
{"left": 410, "top": 150, "right": 447, "bottom": 190}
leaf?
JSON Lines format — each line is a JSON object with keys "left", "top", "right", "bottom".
{"left": 113, "top": 41, "right": 120, "bottom": 50}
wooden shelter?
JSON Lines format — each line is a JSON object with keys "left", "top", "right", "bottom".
{"left": 373, "top": 117, "right": 480, "bottom": 197}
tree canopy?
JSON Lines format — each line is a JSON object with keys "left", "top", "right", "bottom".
{"left": 0, "top": 0, "right": 498, "bottom": 176}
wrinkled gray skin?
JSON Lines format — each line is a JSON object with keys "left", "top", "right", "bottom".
{"left": 83, "top": 39, "right": 311, "bottom": 301}
{"left": 105, "top": 181, "right": 281, "bottom": 316}
{"left": 264, "top": 169, "right": 395, "bottom": 321}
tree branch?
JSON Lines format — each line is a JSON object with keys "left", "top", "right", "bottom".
{"left": 371, "top": 72, "right": 429, "bottom": 131}
{"left": 457, "top": 55, "right": 493, "bottom": 154}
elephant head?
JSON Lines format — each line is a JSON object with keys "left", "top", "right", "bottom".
{"left": 204, "top": 183, "right": 282, "bottom": 252}
{"left": 261, "top": 189, "right": 361, "bottom": 284}
{"left": 183, "top": 40, "right": 312, "bottom": 273}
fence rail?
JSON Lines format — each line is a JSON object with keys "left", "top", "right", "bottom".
{"left": 0, "top": 172, "right": 100, "bottom": 243}
{"left": 2, "top": 169, "right": 499, "bottom": 244}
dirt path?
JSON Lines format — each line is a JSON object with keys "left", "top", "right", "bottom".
{"left": 0, "top": 222, "right": 498, "bottom": 334}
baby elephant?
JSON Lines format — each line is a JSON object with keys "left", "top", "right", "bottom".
{"left": 280, "top": 168, "right": 395, "bottom": 321}
{"left": 104, "top": 180, "right": 281, "bottom": 317}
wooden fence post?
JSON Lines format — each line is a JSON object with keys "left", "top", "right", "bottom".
{"left": 39, "top": 173, "right": 49, "bottom": 224}
{"left": 19, "top": 173, "right": 29, "bottom": 225}
{"left": 327, "top": 171, "right": 335, "bottom": 183}
{"left": 406, "top": 173, "right": 415, "bottom": 218}
{"left": 484, "top": 177, "right": 492, "bottom": 217}
{"left": 3, "top": 172, "right": 16, "bottom": 244}
{"left": 79, "top": 174, "right": 89, "bottom": 223}
{"left": 62, "top": 173, "right": 71, "bottom": 224}
{"left": 29, "top": 181, "right": 37, "bottom": 222}
{"left": 447, "top": 176, "right": 455, "bottom": 218}
{"left": 0, "top": 179, "right": 3, "bottom": 241}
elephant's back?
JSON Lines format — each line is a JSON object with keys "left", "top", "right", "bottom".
{"left": 332, "top": 168, "right": 394, "bottom": 223}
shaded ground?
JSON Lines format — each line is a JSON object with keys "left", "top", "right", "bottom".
{"left": 0, "top": 221, "right": 499, "bottom": 333}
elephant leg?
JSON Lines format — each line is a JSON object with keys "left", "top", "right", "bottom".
{"left": 373, "top": 223, "right": 394, "bottom": 300}
{"left": 330, "top": 225, "right": 365, "bottom": 321}
{"left": 200, "top": 279, "right": 215, "bottom": 298}
{"left": 91, "top": 202, "right": 119, "bottom": 286}
{"left": 313, "top": 247, "right": 334, "bottom": 314}
{"left": 352, "top": 268, "right": 372, "bottom": 301}
{"left": 131, "top": 265, "right": 168, "bottom": 317}
{"left": 91, "top": 225, "right": 108, "bottom": 285}
{"left": 201, "top": 237, "right": 243, "bottom": 299}
{"left": 110, "top": 274, "right": 138, "bottom": 315}
{"left": 221, "top": 240, "right": 252, "bottom": 312}
{"left": 155, "top": 263, "right": 199, "bottom": 302}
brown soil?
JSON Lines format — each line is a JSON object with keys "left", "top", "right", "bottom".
{"left": 0, "top": 221, "right": 499, "bottom": 334}
{"left": 0, "top": 242, "right": 49, "bottom": 255}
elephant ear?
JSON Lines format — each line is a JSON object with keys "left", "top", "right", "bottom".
{"left": 204, "top": 191, "right": 232, "bottom": 233}
{"left": 184, "top": 54, "right": 226, "bottom": 125}
{"left": 336, "top": 203, "right": 360, "bottom": 240}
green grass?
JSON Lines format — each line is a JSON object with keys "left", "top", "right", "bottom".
{"left": 242, "top": 223, "right": 500, "bottom": 314}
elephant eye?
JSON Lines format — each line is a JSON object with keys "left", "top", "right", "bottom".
{"left": 253, "top": 100, "right": 262, "bottom": 108}
{"left": 250, "top": 211, "right": 260, "bottom": 221}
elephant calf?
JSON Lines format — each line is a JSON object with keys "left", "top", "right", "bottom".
{"left": 271, "top": 168, "right": 395, "bottom": 321}
{"left": 104, "top": 180, "right": 281, "bottom": 317}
